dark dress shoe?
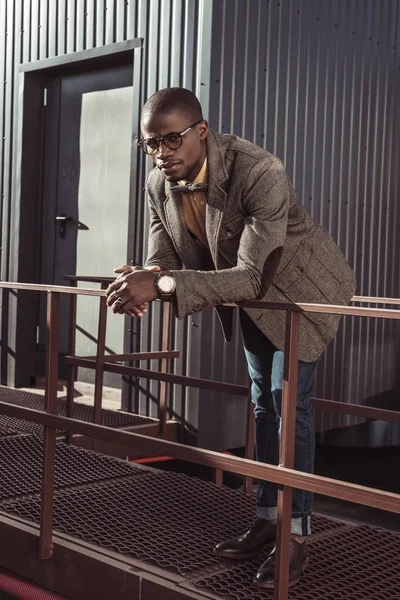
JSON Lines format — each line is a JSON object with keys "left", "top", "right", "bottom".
{"left": 254, "top": 538, "right": 309, "bottom": 588}
{"left": 214, "top": 518, "right": 276, "bottom": 559}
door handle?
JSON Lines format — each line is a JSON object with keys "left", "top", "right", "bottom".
{"left": 56, "top": 214, "right": 74, "bottom": 238}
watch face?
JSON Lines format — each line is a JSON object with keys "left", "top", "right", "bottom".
{"left": 158, "top": 275, "right": 175, "bottom": 293}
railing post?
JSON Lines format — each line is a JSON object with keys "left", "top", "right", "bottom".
{"left": 39, "top": 291, "right": 60, "bottom": 560}
{"left": 93, "top": 289, "right": 108, "bottom": 449}
{"left": 244, "top": 377, "right": 255, "bottom": 494}
{"left": 158, "top": 301, "right": 172, "bottom": 435}
{"left": 274, "top": 310, "right": 300, "bottom": 600}
{"left": 66, "top": 280, "right": 77, "bottom": 444}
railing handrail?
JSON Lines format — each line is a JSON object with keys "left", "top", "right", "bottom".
{"left": 62, "top": 276, "right": 400, "bottom": 306}
{"left": 0, "top": 281, "right": 105, "bottom": 296}
{"left": 0, "top": 400, "right": 399, "bottom": 515}
{"left": 1, "top": 281, "right": 399, "bottom": 317}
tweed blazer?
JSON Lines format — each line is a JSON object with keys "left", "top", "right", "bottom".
{"left": 145, "top": 129, "right": 357, "bottom": 362}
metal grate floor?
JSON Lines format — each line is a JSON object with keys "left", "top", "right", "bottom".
{"left": 0, "top": 435, "right": 145, "bottom": 503}
{"left": 0, "top": 386, "right": 153, "bottom": 437}
{"left": 189, "top": 525, "right": 400, "bottom": 599}
{"left": 0, "top": 436, "right": 398, "bottom": 598}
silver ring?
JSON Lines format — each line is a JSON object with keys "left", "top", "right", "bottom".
{"left": 115, "top": 297, "right": 125, "bottom": 306}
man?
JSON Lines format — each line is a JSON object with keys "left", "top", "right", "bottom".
{"left": 106, "top": 88, "right": 356, "bottom": 588}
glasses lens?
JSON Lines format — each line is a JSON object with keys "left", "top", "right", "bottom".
{"left": 164, "top": 133, "right": 182, "bottom": 150}
{"left": 141, "top": 139, "right": 158, "bottom": 155}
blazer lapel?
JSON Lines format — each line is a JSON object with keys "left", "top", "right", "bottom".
{"left": 205, "top": 131, "right": 229, "bottom": 267}
{"left": 162, "top": 130, "right": 229, "bottom": 269}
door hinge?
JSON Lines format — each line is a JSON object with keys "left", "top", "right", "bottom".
{"left": 43, "top": 87, "right": 47, "bottom": 106}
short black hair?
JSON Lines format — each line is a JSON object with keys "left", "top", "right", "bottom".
{"left": 141, "top": 88, "right": 203, "bottom": 123}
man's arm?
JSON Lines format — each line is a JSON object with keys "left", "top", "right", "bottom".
{"left": 172, "top": 156, "right": 290, "bottom": 317}
{"left": 106, "top": 156, "right": 290, "bottom": 315}
{"left": 106, "top": 187, "right": 182, "bottom": 314}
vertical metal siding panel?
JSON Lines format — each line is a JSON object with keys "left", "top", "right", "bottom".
{"left": 374, "top": 4, "right": 389, "bottom": 394}
{"left": 57, "top": 0, "right": 66, "bottom": 55}
{"left": 1, "top": 0, "right": 15, "bottom": 281}
{"left": 133, "top": 0, "right": 149, "bottom": 294}
{"left": 343, "top": 0, "right": 365, "bottom": 423}
{"left": 76, "top": 0, "right": 85, "bottom": 51}
{"left": 281, "top": 0, "right": 298, "bottom": 181}
{"left": 182, "top": 0, "right": 196, "bottom": 90}
{"left": 115, "top": 0, "right": 126, "bottom": 42}
{"left": 252, "top": 0, "right": 268, "bottom": 147}
{"left": 347, "top": 0, "right": 370, "bottom": 423}
{"left": 31, "top": 0, "right": 39, "bottom": 61}
{"left": 231, "top": 0, "right": 245, "bottom": 137}
{"left": 96, "top": 0, "right": 105, "bottom": 47}
{"left": 66, "top": 0, "right": 75, "bottom": 53}
{"left": 242, "top": 0, "right": 255, "bottom": 140}
{"left": 170, "top": 0, "right": 182, "bottom": 86}
{"left": 21, "top": 0, "right": 31, "bottom": 63}
{"left": 105, "top": 0, "right": 115, "bottom": 45}
{"left": 39, "top": 0, "right": 48, "bottom": 58}
{"left": 220, "top": 0, "right": 234, "bottom": 134}
{"left": 196, "top": 0, "right": 213, "bottom": 120}
{"left": 48, "top": 0, "right": 57, "bottom": 57}
{"left": 145, "top": 0, "right": 163, "bottom": 411}
{"left": 85, "top": 0, "right": 95, "bottom": 49}
{"left": 0, "top": 1, "right": 6, "bottom": 230}
{"left": 158, "top": 0, "right": 171, "bottom": 89}
{"left": 147, "top": 0, "right": 160, "bottom": 94}
{"left": 126, "top": 0, "right": 137, "bottom": 39}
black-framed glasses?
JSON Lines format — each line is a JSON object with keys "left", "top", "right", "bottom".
{"left": 138, "top": 119, "right": 203, "bottom": 155}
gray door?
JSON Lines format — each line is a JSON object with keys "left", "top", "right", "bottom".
{"left": 39, "top": 64, "right": 134, "bottom": 387}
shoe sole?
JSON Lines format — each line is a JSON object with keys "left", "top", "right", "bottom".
{"left": 253, "top": 557, "right": 309, "bottom": 589}
{"left": 214, "top": 541, "right": 275, "bottom": 561}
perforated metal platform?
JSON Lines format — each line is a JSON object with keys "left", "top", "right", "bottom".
{"left": 0, "top": 435, "right": 398, "bottom": 599}
{"left": 0, "top": 435, "right": 145, "bottom": 503}
{"left": 0, "top": 386, "right": 153, "bottom": 437}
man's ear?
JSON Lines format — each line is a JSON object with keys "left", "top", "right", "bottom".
{"left": 199, "top": 120, "right": 209, "bottom": 140}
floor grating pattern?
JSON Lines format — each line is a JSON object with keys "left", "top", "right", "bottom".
{"left": 190, "top": 525, "right": 400, "bottom": 599}
{"left": 0, "top": 428, "right": 398, "bottom": 598}
{"left": 0, "top": 386, "right": 153, "bottom": 437}
{"left": 0, "top": 435, "right": 145, "bottom": 502}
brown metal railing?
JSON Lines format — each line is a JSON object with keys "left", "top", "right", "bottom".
{"left": 0, "top": 280, "right": 399, "bottom": 600}
{"left": 63, "top": 275, "right": 254, "bottom": 488}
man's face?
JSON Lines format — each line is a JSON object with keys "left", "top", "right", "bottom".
{"left": 140, "top": 112, "right": 208, "bottom": 182}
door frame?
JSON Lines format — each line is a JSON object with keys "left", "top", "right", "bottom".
{"left": 6, "top": 39, "right": 143, "bottom": 387}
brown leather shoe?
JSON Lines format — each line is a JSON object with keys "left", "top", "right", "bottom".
{"left": 254, "top": 538, "right": 309, "bottom": 588}
{"left": 214, "top": 518, "right": 276, "bottom": 559}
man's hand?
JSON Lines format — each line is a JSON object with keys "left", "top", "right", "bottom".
{"left": 106, "top": 265, "right": 161, "bottom": 316}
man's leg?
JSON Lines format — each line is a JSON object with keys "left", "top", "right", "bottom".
{"left": 254, "top": 349, "right": 319, "bottom": 588}
{"left": 273, "top": 351, "right": 317, "bottom": 532}
{"left": 240, "top": 310, "right": 280, "bottom": 515}
{"left": 214, "top": 310, "right": 279, "bottom": 559}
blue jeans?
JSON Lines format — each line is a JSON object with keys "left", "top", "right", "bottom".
{"left": 240, "top": 310, "right": 319, "bottom": 536}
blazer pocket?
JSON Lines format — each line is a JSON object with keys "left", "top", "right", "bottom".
{"left": 219, "top": 215, "right": 245, "bottom": 241}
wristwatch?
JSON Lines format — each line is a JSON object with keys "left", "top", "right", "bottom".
{"left": 154, "top": 272, "right": 176, "bottom": 300}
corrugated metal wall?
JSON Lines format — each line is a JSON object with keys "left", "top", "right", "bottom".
{"left": 1, "top": 0, "right": 399, "bottom": 447}
{"left": 0, "top": 0, "right": 213, "bottom": 438}
{"left": 200, "top": 0, "right": 400, "bottom": 445}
